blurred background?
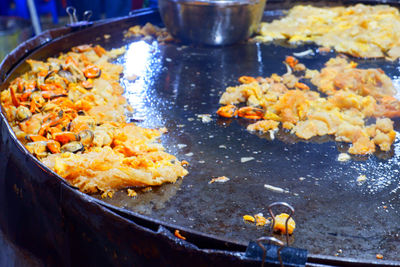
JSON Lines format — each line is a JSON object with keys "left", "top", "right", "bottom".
{"left": 0, "top": 0, "right": 159, "bottom": 61}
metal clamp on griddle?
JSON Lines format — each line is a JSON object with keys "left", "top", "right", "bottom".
{"left": 268, "top": 201, "right": 295, "bottom": 246}
{"left": 245, "top": 202, "right": 307, "bottom": 267}
{"left": 257, "top": 236, "right": 284, "bottom": 267}
{"left": 245, "top": 237, "right": 307, "bottom": 267}
{"left": 66, "top": 6, "right": 94, "bottom": 31}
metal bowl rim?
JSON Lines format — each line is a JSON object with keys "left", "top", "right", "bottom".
{"left": 159, "top": 0, "right": 264, "bottom": 7}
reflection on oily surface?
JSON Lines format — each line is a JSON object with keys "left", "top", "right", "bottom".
{"left": 96, "top": 38, "right": 400, "bottom": 260}
{"left": 120, "top": 40, "right": 164, "bottom": 128}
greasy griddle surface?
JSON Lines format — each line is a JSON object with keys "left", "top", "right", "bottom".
{"left": 95, "top": 40, "right": 400, "bottom": 260}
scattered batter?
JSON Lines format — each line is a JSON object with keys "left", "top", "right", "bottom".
{"left": 217, "top": 56, "right": 397, "bottom": 155}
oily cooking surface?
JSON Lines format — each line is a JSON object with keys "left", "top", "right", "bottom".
{"left": 95, "top": 40, "right": 400, "bottom": 260}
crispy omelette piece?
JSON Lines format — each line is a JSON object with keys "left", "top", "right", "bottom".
{"left": 218, "top": 56, "right": 397, "bottom": 155}
{"left": 311, "top": 57, "right": 400, "bottom": 118}
{"left": 124, "top": 22, "right": 174, "bottom": 43}
{"left": 255, "top": 4, "right": 400, "bottom": 59}
{"left": 1, "top": 44, "right": 188, "bottom": 196}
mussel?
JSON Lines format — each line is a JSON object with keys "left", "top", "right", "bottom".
{"left": 49, "top": 93, "right": 68, "bottom": 100}
{"left": 61, "top": 141, "right": 84, "bottom": 153}
{"left": 78, "top": 130, "right": 94, "bottom": 147}
{"left": 58, "top": 69, "right": 77, "bottom": 84}
{"left": 81, "top": 80, "right": 93, "bottom": 90}
{"left": 25, "top": 141, "right": 48, "bottom": 157}
{"left": 44, "top": 72, "right": 67, "bottom": 88}
{"left": 46, "top": 140, "right": 61, "bottom": 154}
{"left": 53, "top": 132, "right": 78, "bottom": 145}
{"left": 83, "top": 65, "right": 101, "bottom": 79}
{"left": 25, "top": 134, "right": 47, "bottom": 142}
{"left": 19, "top": 116, "right": 42, "bottom": 134}
{"left": 48, "top": 61, "right": 61, "bottom": 72}
{"left": 36, "top": 75, "right": 45, "bottom": 89}
{"left": 16, "top": 106, "right": 32, "bottom": 121}
{"left": 29, "top": 92, "right": 45, "bottom": 107}
{"left": 65, "top": 63, "right": 85, "bottom": 82}
{"left": 41, "top": 102, "right": 60, "bottom": 113}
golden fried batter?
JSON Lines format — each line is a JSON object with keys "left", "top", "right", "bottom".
{"left": 256, "top": 4, "right": 400, "bottom": 59}
{"left": 218, "top": 57, "right": 397, "bottom": 155}
{"left": 1, "top": 44, "right": 188, "bottom": 196}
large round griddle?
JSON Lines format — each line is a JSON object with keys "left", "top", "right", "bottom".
{"left": 1, "top": 4, "right": 400, "bottom": 266}
{"left": 101, "top": 36, "right": 400, "bottom": 261}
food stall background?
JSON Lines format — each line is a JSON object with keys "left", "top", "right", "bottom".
{"left": 0, "top": 0, "right": 159, "bottom": 62}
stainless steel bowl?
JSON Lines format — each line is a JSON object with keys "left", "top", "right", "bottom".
{"left": 158, "top": 0, "right": 266, "bottom": 46}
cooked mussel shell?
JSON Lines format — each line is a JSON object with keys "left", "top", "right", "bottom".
{"left": 65, "top": 63, "right": 85, "bottom": 82}
{"left": 78, "top": 130, "right": 94, "bottom": 147}
{"left": 25, "top": 141, "right": 48, "bottom": 157}
{"left": 61, "top": 141, "right": 84, "bottom": 153}
{"left": 44, "top": 72, "right": 67, "bottom": 88}
{"left": 29, "top": 92, "right": 45, "bottom": 106}
{"left": 16, "top": 106, "right": 32, "bottom": 121}
{"left": 49, "top": 93, "right": 68, "bottom": 100}
{"left": 24, "top": 134, "right": 46, "bottom": 142}
{"left": 46, "top": 140, "right": 61, "bottom": 154}
{"left": 48, "top": 61, "right": 61, "bottom": 72}
{"left": 44, "top": 70, "right": 54, "bottom": 81}
{"left": 53, "top": 131, "right": 78, "bottom": 145}
{"left": 81, "top": 80, "right": 93, "bottom": 90}
{"left": 58, "top": 69, "right": 77, "bottom": 84}
{"left": 83, "top": 65, "right": 101, "bottom": 79}
{"left": 36, "top": 75, "right": 45, "bottom": 88}
{"left": 41, "top": 103, "right": 60, "bottom": 113}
